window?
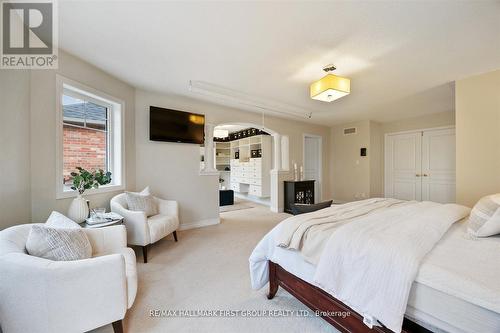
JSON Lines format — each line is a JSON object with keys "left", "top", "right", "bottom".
{"left": 62, "top": 94, "right": 109, "bottom": 188}
{"left": 56, "top": 76, "right": 124, "bottom": 198}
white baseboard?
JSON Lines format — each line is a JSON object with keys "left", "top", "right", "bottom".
{"left": 270, "top": 206, "right": 284, "bottom": 213}
{"left": 332, "top": 199, "right": 348, "bottom": 204}
{"left": 179, "top": 217, "right": 220, "bottom": 231}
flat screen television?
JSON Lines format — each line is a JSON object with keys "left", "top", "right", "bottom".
{"left": 149, "top": 106, "right": 205, "bottom": 144}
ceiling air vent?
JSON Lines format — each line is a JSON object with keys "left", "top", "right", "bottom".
{"left": 343, "top": 127, "right": 357, "bottom": 135}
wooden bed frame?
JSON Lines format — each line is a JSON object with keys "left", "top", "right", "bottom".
{"left": 267, "top": 261, "right": 432, "bottom": 333}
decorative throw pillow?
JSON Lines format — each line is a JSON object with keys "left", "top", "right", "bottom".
{"left": 290, "top": 200, "right": 333, "bottom": 215}
{"left": 45, "top": 211, "right": 81, "bottom": 229}
{"left": 125, "top": 190, "right": 158, "bottom": 217}
{"left": 127, "top": 186, "right": 150, "bottom": 196}
{"left": 26, "top": 225, "right": 92, "bottom": 261}
{"left": 468, "top": 194, "right": 500, "bottom": 237}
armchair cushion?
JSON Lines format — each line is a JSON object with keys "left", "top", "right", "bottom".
{"left": 148, "top": 214, "right": 179, "bottom": 244}
{"left": 45, "top": 211, "right": 81, "bottom": 229}
{"left": 26, "top": 225, "right": 92, "bottom": 261}
{"left": 125, "top": 191, "right": 158, "bottom": 217}
{"left": 84, "top": 225, "right": 127, "bottom": 255}
{"left": 128, "top": 186, "right": 151, "bottom": 196}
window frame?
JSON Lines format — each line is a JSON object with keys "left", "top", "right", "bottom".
{"left": 56, "top": 75, "right": 125, "bottom": 199}
{"left": 62, "top": 89, "right": 110, "bottom": 133}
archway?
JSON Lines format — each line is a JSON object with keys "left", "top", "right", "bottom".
{"left": 201, "top": 122, "right": 289, "bottom": 213}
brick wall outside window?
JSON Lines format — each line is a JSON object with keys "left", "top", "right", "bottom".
{"left": 63, "top": 125, "right": 107, "bottom": 184}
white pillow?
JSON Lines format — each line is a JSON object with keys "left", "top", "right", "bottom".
{"left": 125, "top": 191, "right": 158, "bottom": 217}
{"left": 26, "top": 225, "right": 92, "bottom": 261}
{"left": 127, "top": 186, "right": 151, "bottom": 196}
{"left": 468, "top": 194, "right": 500, "bottom": 237}
{"left": 45, "top": 211, "right": 81, "bottom": 229}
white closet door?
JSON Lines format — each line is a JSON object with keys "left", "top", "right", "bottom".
{"left": 385, "top": 132, "right": 422, "bottom": 200}
{"left": 421, "top": 128, "right": 456, "bottom": 203}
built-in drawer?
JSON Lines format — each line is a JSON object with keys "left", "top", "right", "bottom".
{"left": 252, "top": 168, "right": 262, "bottom": 175}
{"left": 249, "top": 185, "right": 262, "bottom": 197}
{"left": 250, "top": 178, "right": 261, "bottom": 185}
{"left": 230, "top": 182, "right": 240, "bottom": 192}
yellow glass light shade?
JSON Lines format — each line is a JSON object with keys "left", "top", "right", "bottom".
{"left": 310, "top": 74, "right": 350, "bottom": 102}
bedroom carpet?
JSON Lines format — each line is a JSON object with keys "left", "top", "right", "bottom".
{"left": 219, "top": 202, "right": 255, "bottom": 213}
{"left": 91, "top": 203, "right": 339, "bottom": 333}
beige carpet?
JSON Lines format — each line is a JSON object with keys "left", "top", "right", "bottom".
{"left": 219, "top": 202, "right": 254, "bottom": 212}
{"left": 92, "top": 203, "right": 339, "bottom": 333}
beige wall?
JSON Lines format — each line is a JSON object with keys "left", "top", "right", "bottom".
{"left": 136, "top": 90, "right": 331, "bottom": 227}
{"left": 0, "top": 70, "right": 32, "bottom": 229}
{"left": 331, "top": 120, "right": 372, "bottom": 202}
{"left": 330, "top": 120, "right": 384, "bottom": 201}
{"left": 456, "top": 69, "right": 500, "bottom": 207}
{"left": 381, "top": 111, "right": 455, "bottom": 135}
{"left": 330, "top": 111, "right": 455, "bottom": 202}
{"left": 0, "top": 50, "right": 136, "bottom": 228}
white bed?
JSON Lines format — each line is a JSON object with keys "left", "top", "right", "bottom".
{"left": 250, "top": 216, "right": 500, "bottom": 333}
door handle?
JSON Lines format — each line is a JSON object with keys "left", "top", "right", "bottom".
{"left": 423, "top": 174, "right": 428, "bottom": 177}
{"left": 416, "top": 174, "right": 421, "bottom": 177}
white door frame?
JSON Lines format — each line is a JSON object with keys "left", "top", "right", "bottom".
{"left": 211, "top": 122, "right": 289, "bottom": 213}
{"left": 303, "top": 133, "right": 323, "bottom": 202}
{"left": 384, "top": 125, "right": 455, "bottom": 138}
{"left": 384, "top": 125, "right": 455, "bottom": 198}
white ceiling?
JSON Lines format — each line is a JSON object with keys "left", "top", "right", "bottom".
{"left": 59, "top": 1, "right": 500, "bottom": 125}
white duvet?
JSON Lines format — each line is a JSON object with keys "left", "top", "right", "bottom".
{"left": 249, "top": 199, "right": 471, "bottom": 333}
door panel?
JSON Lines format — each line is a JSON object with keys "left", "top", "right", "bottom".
{"left": 393, "top": 181, "right": 420, "bottom": 201}
{"left": 421, "top": 128, "right": 456, "bottom": 203}
{"left": 385, "top": 132, "right": 422, "bottom": 200}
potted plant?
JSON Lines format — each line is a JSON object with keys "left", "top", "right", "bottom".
{"left": 67, "top": 167, "right": 112, "bottom": 223}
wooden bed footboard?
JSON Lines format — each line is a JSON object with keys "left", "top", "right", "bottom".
{"left": 267, "top": 261, "right": 431, "bottom": 333}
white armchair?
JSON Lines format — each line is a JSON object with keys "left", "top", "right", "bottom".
{"left": 0, "top": 224, "right": 137, "bottom": 333}
{"left": 110, "top": 193, "right": 179, "bottom": 263}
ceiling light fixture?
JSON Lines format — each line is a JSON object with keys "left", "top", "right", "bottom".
{"left": 310, "top": 65, "right": 350, "bottom": 102}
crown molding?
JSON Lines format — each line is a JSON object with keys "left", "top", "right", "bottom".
{"left": 189, "top": 80, "right": 313, "bottom": 120}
